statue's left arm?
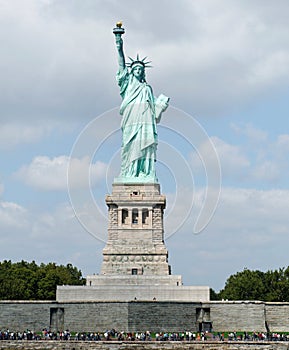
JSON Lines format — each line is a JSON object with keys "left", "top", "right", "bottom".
{"left": 155, "top": 94, "right": 170, "bottom": 123}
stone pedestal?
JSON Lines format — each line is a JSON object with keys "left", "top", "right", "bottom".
{"left": 101, "top": 183, "right": 170, "bottom": 276}
{"left": 57, "top": 182, "right": 210, "bottom": 303}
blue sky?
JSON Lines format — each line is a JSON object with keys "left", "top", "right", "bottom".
{"left": 0, "top": 0, "right": 289, "bottom": 292}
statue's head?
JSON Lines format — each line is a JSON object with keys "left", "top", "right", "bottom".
{"left": 127, "top": 54, "right": 152, "bottom": 82}
{"left": 131, "top": 63, "right": 145, "bottom": 82}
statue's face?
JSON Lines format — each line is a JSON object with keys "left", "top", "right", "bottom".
{"left": 132, "top": 66, "right": 144, "bottom": 81}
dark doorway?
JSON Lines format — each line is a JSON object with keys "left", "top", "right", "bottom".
{"left": 50, "top": 307, "right": 64, "bottom": 332}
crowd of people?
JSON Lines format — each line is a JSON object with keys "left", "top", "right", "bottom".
{"left": 226, "top": 331, "right": 289, "bottom": 342}
{"left": 0, "top": 330, "right": 39, "bottom": 340}
{"left": 1, "top": 328, "right": 289, "bottom": 342}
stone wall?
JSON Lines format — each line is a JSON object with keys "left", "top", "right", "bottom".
{"left": 57, "top": 302, "right": 129, "bottom": 332}
{"left": 208, "top": 301, "right": 289, "bottom": 332}
{"left": 264, "top": 303, "right": 289, "bottom": 332}
{"left": 56, "top": 285, "right": 209, "bottom": 303}
{"left": 0, "top": 301, "right": 55, "bottom": 331}
{"left": 207, "top": 301, "right": 266, "bottom": 332}
{"left": 2, "top": 300, "right": 289, "bottom": 333}
{"left": 0, "top": 301, "right": 201, "bottom": 333}
{"left": 127, "top": 301, "right": 198, "bottom": 331}
{"left": 55, "top": 301, "right": 202, "bottom": 332}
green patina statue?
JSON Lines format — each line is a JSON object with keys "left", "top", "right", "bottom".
{"left": 113, "top": 22, "right": 169, "bottom": 183}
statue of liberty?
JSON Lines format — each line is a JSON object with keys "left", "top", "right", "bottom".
{"left": 113, "top": 23, "right": 169, "bottom": 183}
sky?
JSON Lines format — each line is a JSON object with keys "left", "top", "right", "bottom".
{"left": 0, "top": 0, "right": 289, "bottom": 292}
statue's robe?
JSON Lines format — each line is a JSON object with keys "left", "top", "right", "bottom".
{"left": 117, "top": 67, "right": 157, "bottom": 179}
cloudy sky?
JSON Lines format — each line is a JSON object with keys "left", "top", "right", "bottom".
{"left": 1, "top": 0, "right": 289, "bottom": 292}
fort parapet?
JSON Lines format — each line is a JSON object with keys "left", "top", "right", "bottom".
{"left": 1, "top": 300, "right": 289, "bottom": 333}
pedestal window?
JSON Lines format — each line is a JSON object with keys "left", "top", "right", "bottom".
{"left": 122, "top": 209, "right": 129, "bottom": 224}
{"left": 142, "top": 209, "right": 149, "bottom": 225}
{"left": 132, "top": 209, "right": 138, "bottom": 224}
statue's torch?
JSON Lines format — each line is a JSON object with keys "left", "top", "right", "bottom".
{"left": 113, "top": 21, "right": 125, "bottom": 38}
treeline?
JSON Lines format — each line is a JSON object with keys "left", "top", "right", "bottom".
{"left": 211, "top": 267, "right": 289, "bottom": 301}
{"left": 0, "top": 260, "right": 85, "bottom": 300}
{"left": 2, "top": 261, "right": 289, "bottom": 302}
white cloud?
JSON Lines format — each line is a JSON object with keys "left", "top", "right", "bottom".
{"left": 277, "top": 134, "right": 289, "bottom": 152}
{"left": 168, "top": 186, "right": 289, "bottom": 241}
{"left": 1, "top": 183, "right": 289, "bottom": 290}
{"left": 0, "top": 198, "right": 104, "bottom": 275}
{"left": 212, "top": 136, "right": 250, "bottom": 172}
{"left": 38, "top": 202, "right": 105, "bottom": 272}
{"left": 167, "top": 186, "right": 289, "bottom": 289}
{"left": 250, "top": 161, "right": 280, "bottom": 182}
{"left": 231, "top": 123, "right": 268, "bottom": 143}
{"left": 0, "top": 1, "right": 289, "bottom": 121}
{"left": 0, "top": 123, "right": 52, "bottom": 149}
{"left": 191, "top": 136, "right": 250, "bottom": 180}
{"left": 190, "top": 128, "right": 289, "bottom": 187}
{"left": 15, "top": 155, "right": 107, "bottom": 191}
{"left": 149, "top": 1, "right": 289, "bottom": 114}
{"left": 218, "top": 187, "right": 289, "bottom": 219}
{"left": 0, "top": 0, "right": 288, "bottom": 292}
{"left": 68, "top": 156, "right": 108, "bottom": 189}
{"left": 0, "top": 1, "right": 116, "bottom": 123}
{"left": 0, "top": 201, "right": 28, "bottom": 229}
{"left": 248, "top": 51, "right": 289, "bottom": 87}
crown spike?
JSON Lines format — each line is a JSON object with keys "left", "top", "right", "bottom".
{"left": 126, "top": 54, "right": 152, "bottom": 69}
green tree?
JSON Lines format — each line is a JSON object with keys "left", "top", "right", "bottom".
{"left": 218, "top": 268, "right": 267, "bottom": 301}
{"left": 264, "top": 268, "right": 289, "bottom": 302}
{"left": 0, "top": 260, "right": 85, "bottom": 300}
{"left": 217, "top": 267, "right": 289, "bottom": 302}
{"left": 210, "top": 288, "right": 220, "bottom": 300}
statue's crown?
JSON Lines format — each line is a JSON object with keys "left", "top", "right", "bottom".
{"left": 127, "top": 54, "right": 152, "bottom": 69}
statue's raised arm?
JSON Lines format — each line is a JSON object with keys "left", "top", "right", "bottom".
{"left": 113, "top": 22, "right": 125, "bottom": 71}
{"left": 112, "top": 23, "right": 169, "bottom": 184}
